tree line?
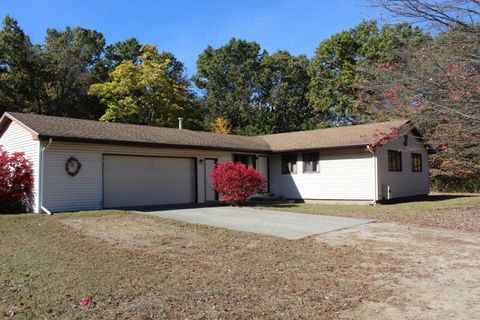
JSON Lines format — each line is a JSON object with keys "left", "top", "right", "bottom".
{"left": 0, "top": 15, "right": 430, "bottom": 133}
{"left": 0, "top": 0, "right": 479, "bottom": 189}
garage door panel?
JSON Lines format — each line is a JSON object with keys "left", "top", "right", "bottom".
{"left": 103, "top": 155, "right": 195, "bottom": 208}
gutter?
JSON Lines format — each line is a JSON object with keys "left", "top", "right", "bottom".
{"left": 39, "top": 138, "right": 53, "bottom": 215}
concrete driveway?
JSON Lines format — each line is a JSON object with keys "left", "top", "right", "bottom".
{"left": 136, "top": 206, "right": 373, "bottom": 239}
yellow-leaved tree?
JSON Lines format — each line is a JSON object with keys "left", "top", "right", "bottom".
{"left": 89, "top": 45, "right": 191, "bottom": 127}
{"left": 210, "top": 117, "right": 231, "bottom": 134}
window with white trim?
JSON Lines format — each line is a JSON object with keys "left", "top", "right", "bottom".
{"left": 281, "top": 154, "right": 297, "bottom": 174}
{"left": 388, "top": 150, "right": 402, "bottom": 172}
{"left": 303, "top": 153, "right": 319, "bottom": 173}
{"left": 411, "top": 153, "right": 422, "bottom": 172}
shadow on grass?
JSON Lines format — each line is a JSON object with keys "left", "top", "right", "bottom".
{"left": 379, "top": 194, "right": 477, "bottom": 205}
{"left": 121, "top": 202, "right": 228, "bottom": 213}
{"left": 254, "top": 194, "right": 479, "bottom": 209}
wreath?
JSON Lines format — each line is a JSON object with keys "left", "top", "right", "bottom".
{"left": 65, "top": 157, "right": 81, "bottom": 176}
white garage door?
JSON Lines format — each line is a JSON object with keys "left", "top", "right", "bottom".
{"left": 103, "top": 155, "right": 196, "bottom": 208}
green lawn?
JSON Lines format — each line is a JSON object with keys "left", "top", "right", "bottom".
{"left": 256, "top": 195, "right": 480, "bottom": 231}
{"left": 0, "top": 211, "right": 384, "bottom": 319}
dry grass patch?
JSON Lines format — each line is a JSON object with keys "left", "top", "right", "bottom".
{"left": 317, "top": 222, "right": 480, "bottom": 319}
{"left": 61, "top": 214, "right": 207, "bottom": 250}
{"left": 401, "top": 206, "right": 480, "bottom": 232}
{"left": 1, "top": 211, "right": 389, "bottom": 319}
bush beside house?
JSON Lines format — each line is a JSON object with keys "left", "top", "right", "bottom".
{"left": 210, "top": 162, "right": 266, "bottom": 206}
{"left": 0, "top": 146, "right": 34, "bottom": 213}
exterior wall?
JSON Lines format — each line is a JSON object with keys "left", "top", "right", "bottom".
{"left": 375, "top": 131, "right": 429, "bottom": 200}
{"left": 0, "top": 121, "right": 40, "bottom": 212}
{"left": 269, "top": 148, "right": 376, "bottom": 201}
{"left": 42, "top": 141, "right": 233, "bottom": 212}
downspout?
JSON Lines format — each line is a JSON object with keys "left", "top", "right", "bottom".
{"left": 366, "top": 145, "right": 378, "bottom": 205}
{"left": 39, "top": 138, "right": 53, "bottom": 215}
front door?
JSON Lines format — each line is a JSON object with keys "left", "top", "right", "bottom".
{"left": 204, "top": 158, "right": 217, "bottom": 202}
{"left": 257, "top": 156, "right": 269, "bottom": 192}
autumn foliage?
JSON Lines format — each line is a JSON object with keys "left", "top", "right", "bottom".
{"left": 210, "top": 117, "right": 231, "bottom": 134}
{"left": 0, "top": 146, "right": 34, "bottom": 213}
{"left": 210, "top": 162, "right": 266, "bottom": 206}
{"left": 366, "top": 127, "right": 399, "bottom": 151}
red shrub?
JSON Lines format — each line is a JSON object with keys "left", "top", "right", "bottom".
{"left": 210, "top": 162, "right": 266, "bottom": 206}
{"left": 0, "top": 146, "right": 34, "bottom": 213}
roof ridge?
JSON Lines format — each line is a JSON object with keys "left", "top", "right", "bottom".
{"left": 258, "top": 119, "right": 410, "bottom": 138}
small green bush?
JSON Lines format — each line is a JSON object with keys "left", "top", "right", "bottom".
{"left": 431, "top": 175, "right": 480, "bottom": 193}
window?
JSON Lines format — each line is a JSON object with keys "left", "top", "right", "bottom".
{"left": 303, "top": 153, "right": 319, "bottom": 173}
{"left": 411, "top": 153, "right": 422, "bottom": 172}
{"left": 281, "top": 154, "right": 297, "bottom": 174}
{"left": 388, "top": 150, "right": 402, "bottom": 172}
{"left": 233, "top": 154, "right": 256, "bottom": 168}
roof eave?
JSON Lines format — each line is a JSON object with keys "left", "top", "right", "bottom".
{"left": 397, "top": 120, "right": 433, "bottom": 150}
{"left": 37, "top": 135, "right": 372, "bottom": 154}
{"left": 270, "top": 144, "right": 369, "bottom": 153}
{"left": 0, "top": 112, "right": 39, "bottom": 139}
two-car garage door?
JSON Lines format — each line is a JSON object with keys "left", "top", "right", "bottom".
{"left": 103, "top": 155, "right": 196, "bottom": 208}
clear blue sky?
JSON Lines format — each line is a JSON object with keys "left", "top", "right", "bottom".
{"left": 0, "top": 0, "right": 378, "bottom": 75}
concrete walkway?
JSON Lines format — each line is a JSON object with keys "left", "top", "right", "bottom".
{"left": 136, "top": 206, "right": 373, "bottom": 239}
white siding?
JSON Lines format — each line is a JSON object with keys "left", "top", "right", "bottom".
{"left": 269, "top": 149, "right": 375, "bottom": 200}
{"left": 0, "top": 121, "right": 40, "bottom": 212}
{"left": 376, "top": 131, "right": 429, "bottom": 199}
{"left": 42, "top": 141, "right": 232, "bottom": 212}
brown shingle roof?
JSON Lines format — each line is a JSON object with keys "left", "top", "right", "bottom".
{"left": 1, "top": 112, "right": 411, "bottom": 153}
{"left": 2, "top": 112, "right": 270, "bottom": 152}
{"left": 260, "top": 119, "right": 411, "bottom": 152}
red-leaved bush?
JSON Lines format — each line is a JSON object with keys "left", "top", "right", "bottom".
{"left": 0, "top": 146, "right": 34, "bottom": 213}
{"left": 210, "top": 162, "right": 266, "bottom": 206}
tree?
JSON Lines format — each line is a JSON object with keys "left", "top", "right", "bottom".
{"left": 0, "top": 16, "right": 48, "bottom": 116}
{"left": 0, "top": 16, "right": 109, "bottom": 119}
{"left": 89, "top": 45, "right": 195, "bottom": 127}
{"left": 364, "top": 0, "right": 480, "bottom": 180}
{"left": 104, "top": 37, "right": 142, "bottom": 69}
{"left": 307, "top": 21, "right": 429, "bottom": 123}
{"left": 195, "top": 39, "right": 315, "bottom": 135}
{"left": 210, "top": 162, "right": 266, "bottom": 206}
{"left": 210, "top": 116, "right": 231, "bottom": 134}
{"left": 256, "top": 51, "right": 314, "bottom": 134}
{"left": 0, "top": 146, "right": 34, "bottom": 213}
{"left": 195, "top": 38, "right": 265, "bottom": 134}
{"left": 368, "top": 0, "right": 479, "bottom": 35}
{"left": 43, "top": 26, "right": 107, "bottom": 119}
{"left": 0, "top": 16, "right": 199, "bottom": 126}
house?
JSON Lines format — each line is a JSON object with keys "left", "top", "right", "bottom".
{"left": 0, "top": 112, "right": 430, "bottom": 213}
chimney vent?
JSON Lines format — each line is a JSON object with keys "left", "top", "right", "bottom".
{"left": 178, "top": 117, "right": 183, "bottom": 129}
